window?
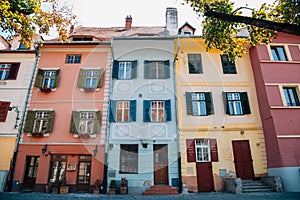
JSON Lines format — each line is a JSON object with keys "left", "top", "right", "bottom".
{"left": 0, "top": 101, "right": 10, "bottom": 122}
{"left": 70, "top": 111, "right": 101, "bottom": 135}
{"left": 23, "top": 110, "right": 55, "bottom": 134}
{"left": 78, "top": 155, "right": 91, "bottom": 184}
{"left": 271, "top": 46, "right": 287, "bottom": 61}
{"left": 49, "top": 155, "right": 67, "bottom": 183}
{"left": 143, "top": 100, "right": 171, "bottom": 122}
{"left": 109, "top": 100, "right": 136, "bottom": 122}
{"left": 188, "top": 54, "right": 203, "bottom": 74}
{"left": 183, "top": 31, "right": 192, "bottom": 36}
{"left": 195, "top": 139, "right": 211, "bottom": 162}
{"left": 72, "top": 37, "right": 93, "bottom": 41}
{"left": 77, "top": 69, "right": 103, "bottom": 90}
{"left": 66, "top": 54, "right": 82, "bottom": 64}
{"left": 25, "top": 156, "right": 39, "bottom": 179}
{"left": 0, "top": 63, "right": 20, "bottom": 80}
{"left": 283, "top": 87, "right": 300, "bottom": 106}
{"left": 35, "top": 69, "right": 60, "bottom": 89}
{"left": 223, "top": 92, "right": 251, "bottom": 115}
{"left": 112, "top": 60, "right": 137, "bottom": 80}
{"left": 120, "top": 144, "right": 138, "bottom": 174}
{"left": 186, "top": 92, "right": 214, "bottom": 116}
{"left": 19, "top": 43, "right": 28, "bottom": 50}
{"left": 220, "top": 55, "right": 237, "bottom": 74}
{"left": 144, "top": 60, "right": 170, "bottom": 79}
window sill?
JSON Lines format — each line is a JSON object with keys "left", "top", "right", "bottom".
{"left": 260, "top": 60, "right": 300, "bottom": 64}
{"left": 38, "top": 88, "right": 56, "bottom": 92}
{"left": 79, "top": 88, "right": 100, "bottom": 92}
{"left": 28, "top": 133, "right": 49, "bottom": 137}
{"left": 271, "top": 106, "right": 300, "bottom": 109}
{"left": 73, "top": 134, "right": 96, "bottom": 138}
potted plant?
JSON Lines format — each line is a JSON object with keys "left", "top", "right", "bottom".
{"left": 108, "top": 180, "right": 116, "bottom": 194}
{"left": 40, "top": 87, "right": 52, "bottom": 93}
{"left": 59, "top": 178, "right": 69, "bottom": 194}
{"left": 93, "top": 179, "right": 101, "bottom": 194}
{"left": 120, "top": 177, "right": 127, "bottom": 194}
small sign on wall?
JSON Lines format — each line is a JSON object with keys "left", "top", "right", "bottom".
{"left": 67, "top": 162, "right": 76, "bottom": 171}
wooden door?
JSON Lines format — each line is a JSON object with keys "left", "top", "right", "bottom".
{"left": 196, "top": 162, "right": 214, "bottom": 192}
{"left": 232, "top": 140, "right": 254, "bottom": 180}
{"left": 154, "top": 144, "right": 168, "bottom": 185}
{"left": 23, "top": 156, "right": 40, "bottom": 190}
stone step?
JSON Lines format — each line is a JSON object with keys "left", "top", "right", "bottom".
{"left": 242, "top": 188, "right": 274, "bottom": 193}
{"left": 243, "top": 185, "right": 272, "bottom": 189}
{"left": 142, "top": 185, "right": 178, "bottom": 196}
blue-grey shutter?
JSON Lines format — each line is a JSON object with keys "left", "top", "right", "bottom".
{"left": 186, "top": 92, "right": 193, "bottom": 115}
{"left": 144, "top": 60, "right": 151, "bottom": 79}
{"left": 164, "top": 60, "right": 170, "bottom": 78}
{"left": 131, "top": 60, "right": 138, "bottom": 79}
{"left": 130, "top": 100, "right": 136, "bottom": 121}
{"left": 222, "top": 92, "right": 229, "bottom": 114}
{"left": 112, "top": 60, "right": 119, "bottom": 79}
{"left": 205, "top": 92, "right": 214, "bottom": 115}
{"left": 240, "top": 92, "right": 251, "bottom": 114}
{"left": 165, "top": 99, "right": 171, "bottom": 121}
{"left": 143, "top": 100, "right": 151, "bottom": 122}
{"left": 109, "top": 100, "right": 116, "bottom": 122}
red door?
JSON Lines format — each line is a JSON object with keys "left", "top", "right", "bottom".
{"left": 154, "top": 144, "right": 168, "bottom": 185}
{"left": 232, "top": 140, "right": 254, "bottom": 180}
{"left": 196, "top": 162, "right": 214, "bottom": 192}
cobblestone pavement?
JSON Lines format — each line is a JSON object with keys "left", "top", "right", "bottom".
{"left": 0, "top": 192, "right": 299, "bottom": 200}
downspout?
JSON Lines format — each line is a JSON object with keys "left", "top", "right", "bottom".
{"left": 6, "top": 43, "right": 41, "bottom": 191}
{"left": 173, "top": 36, "right": 182, "bottom": 192}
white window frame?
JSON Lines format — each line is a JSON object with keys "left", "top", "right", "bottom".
{"left": 42, "top": 71, "right": 56, "bottom": 88}
{"left": 151, "top": 62, "right": 164, "bottom": 79}
{"left": 33, "top": 111, "right": 50, "bottom": 133}
{"left": 268, "top": 45, "right": 292, "bottom": 61}
{"left": 116, "top": 101, "right": 130, "bottom": 122}
{"left": 151, "top": 101, "right": 165, "bottom": 122}
{"left": 279, "top": 85, "right": 300, "bottom": 107}
{"left": 84, "top": 70, "right": 98, "bottom": 89}
{"left": 227, "top": 93, "right": 243, "bottom": 115}
{"left": 118, "top": 62, "right": 132, "bottom": 80}
{"left": 191, "top": 93, "right": 207, "bottom": 116}
{"left": 195, "top": 139, "right": 211, "bottom": 162}
{"left": 0, "top": 64, "right": 11, "bottom": 80}
{"left": 79, "top": 112, "right": 95, "bottom": 134}
{"left": 66, "top": 55, "right": 81, "bottom": 64}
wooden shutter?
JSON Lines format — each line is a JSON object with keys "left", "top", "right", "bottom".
{"left": 240, "top": 92, "right": 251, "bottom": 114}
{"left": 163, "top": 60, "right": 170, "bottom": 78}
{"left": 186, "top": 139, "right": 196, "bottom": 162}
{"left": 143, "top": 100, "right": 151, "bottom": 122}
{"left": 130, "top": 100, "right": 136, "bottom": 122}
{"left": 7, "top": 63, "right": 20, "bottom": 80}
{"left": 54, "top": 69, "right": 60, "bottom": 88}
{"left": 112, "top": 60, "right": 119, "bottom": 79}
{"left": 222, "top": 92, "right": 229, "bottom": 114}
{"left": 108, "top": 100, "right": 116, "bottom": 122}
{"left": 144, "top": 60, "right": 151, "bottom": 79}
{"left": 77, "top": 69, "right": 86, "bottom": 88}
{"left": 131, "top": 60, "right": 138, "bottom": 79}
{"left": 69, "top": 111, "right": 80, "bottom": 134}
{"left": 185, "top": 92, "right": 193, "bottom": 115}
{"left": 93, "top": 111, "right": 101, "bottom": 134}
{"left": 35, "top": 69, "right": 44, "bottom": 88}
{"left": 165, "top": 99, "right": 171, "bottom": 121}
{"left": 205, "top": 92, "right": 214, "bottom": 115}
{"left": 210, "top": 139, "right": 218, "bottom": 162}
{"left": 24, "top": 111, "right": 35, "bottom": 132}
{"left": 0, "top": 101, "right": 10, "bottom": 122}
{"left": 46, "top": 111, "right": 55, "bottom": 133}
{"left": 97, "top": 69, "right": 104, "bottom": 88}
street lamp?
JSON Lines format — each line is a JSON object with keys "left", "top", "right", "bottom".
{"left": 8, "top": 106, "right": 20, "bottom": 129}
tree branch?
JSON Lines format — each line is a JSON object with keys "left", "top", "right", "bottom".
{"left": 204, "top": 9, "right": 300, "bottom": 36}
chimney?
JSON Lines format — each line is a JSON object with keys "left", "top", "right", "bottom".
{"left": 166, "top": 8, "right": 178, "bottom": 36}
{"left": 125, "top": 15, "right": 132, "bottom": 30}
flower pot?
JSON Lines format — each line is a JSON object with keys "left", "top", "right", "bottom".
{"left": 108, "top": 188, "right": 116, "bottom": 194}
{"left": 120, "top": 186, "right": 127, "bottom": 194}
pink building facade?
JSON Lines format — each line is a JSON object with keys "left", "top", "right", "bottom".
{"left": 250, "top": 32, "right": 300, "bottom": 192}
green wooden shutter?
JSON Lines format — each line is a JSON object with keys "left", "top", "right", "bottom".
{"left": 70, "top": 111, "right": 80, "bottom": 134}
{"left": 97, "top": 69, "right": 104, "bottom": 88}
{"left": 222, "top": 92, "right": 229, "bottom": 114}
{"left": 131, "top": 60, "right": 138, "bottom": 79}
{"left": 24, "top": 111, "right": 35, "bottom": 132}
{"left": 109, "top": 100, "right": 116, "bottom": 122}
{"left": 112, "top": 60, "right": 119, "bottom": 79}
{"left": 93, "top": 111, "right": 101, "bottom": 134}
{"left": 144, "top": 60, "right": 151, "bottom": 79}
{"left": 165, "top": 99, "right": 171, "bottom": 121}
{"left": 130, "top": 100, "right": 136, "bottom": 122}
{"left": 240, "top": 92, "right": 251, "bottom": 114}
{"left": 205, "top": 92, "right": 214, "bottom": 115}
{"left": 185, "top": 92, "right": 193, "bottom": 115}
{"left": 35, "top": 69, "right": 44, "bottom": 88}
{"left": 143, "top": 100, "right": 151, "bottom": 122}
{"left": 46, "top": 111, "right": 54, "bottom": 133}
{"left": 54, "top": 69, "right": 60, "bottom": 88}
{"left": 163, "top": 60, "right": 170, "bottom": 79}
{"left": 77, "top": 69, "right": 86, "bottom": 88}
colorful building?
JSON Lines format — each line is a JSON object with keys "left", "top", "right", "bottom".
{"left": 250, "top": 32, "right": 300, "bottom": 192}
{"left": 175, "top": 37, "right": 267, "bottom": 192}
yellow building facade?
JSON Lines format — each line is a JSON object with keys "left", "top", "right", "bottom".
{"left": 175, "top": 37, "right": 267, "bottom": 192}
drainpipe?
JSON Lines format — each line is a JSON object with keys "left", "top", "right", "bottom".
{"left": 6, "top": 43, "right": 41, "bottom": 191}
{"left": 173, "top": 36, "right": 182, "bottom": 192}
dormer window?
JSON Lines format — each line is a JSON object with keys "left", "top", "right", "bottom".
{"left": 183, "top": 31, "right": 191, "bottom": 36}
{"left": 72, "top": 37, "right": 93, "bottom": 41}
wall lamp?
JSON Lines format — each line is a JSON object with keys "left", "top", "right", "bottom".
{"left": 240, "top": 130, "right": 245, "bottom": 135}
{"left": 41, "top": 144, "right": 48, "bottom": 154}
{"left": 93, "top": 145, "right": 98, "bottom": 156}
{"left": 8, "top": 106, "right": 20, "bottom": 129}
{"left": 141, "top": 141, "right": 148, "bottom": 148}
